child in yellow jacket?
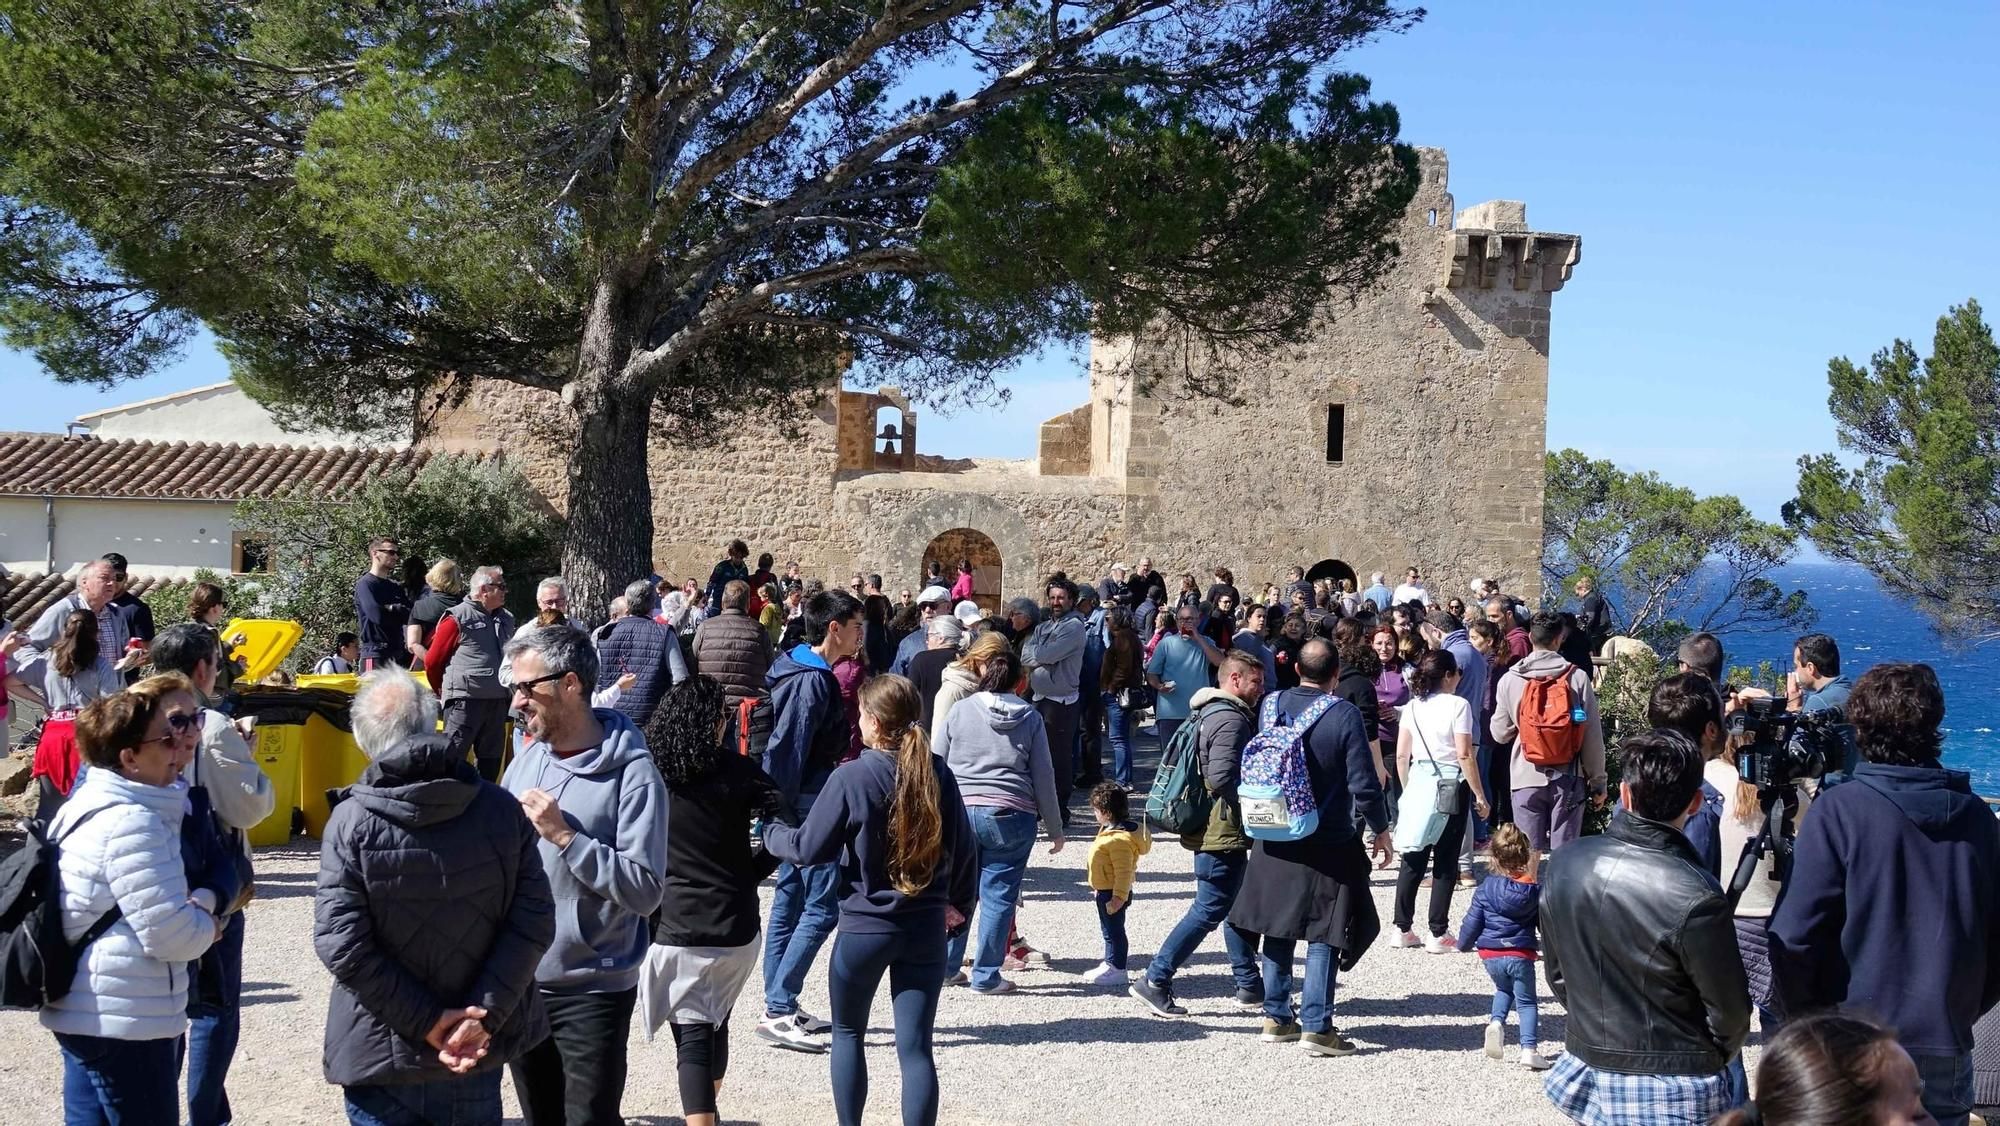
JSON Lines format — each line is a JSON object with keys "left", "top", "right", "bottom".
{"left": 1084, "top": 782, "right": 1151, "bottom": 986}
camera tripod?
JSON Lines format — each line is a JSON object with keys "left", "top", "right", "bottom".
{"left": 1726, "top": 781, "right": 1804, "bottom": 912}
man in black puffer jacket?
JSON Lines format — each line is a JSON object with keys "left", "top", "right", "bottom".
{"left": 315, "top": 669, "right": 555, "bottom": 1120}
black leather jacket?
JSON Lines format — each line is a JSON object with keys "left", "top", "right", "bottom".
{"left": 1541, "top": 811, "right": 1750, "bottom": 1075}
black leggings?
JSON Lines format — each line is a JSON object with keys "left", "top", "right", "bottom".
{"left": 828, "top": 927, "right": 947, "bottom": 1126}
{"left": 667, "top": 1019, "right": 729, "bottom": 1116}
{"left": 1394, "top": 791, "right": 1470, "bottom": 937}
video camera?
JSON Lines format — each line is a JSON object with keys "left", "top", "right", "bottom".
{"left": 1723, "top": 697, "right": 1849, "bottom": 911}
{"left": 1726, "top": 695, "right": 1843, "bottom": 791}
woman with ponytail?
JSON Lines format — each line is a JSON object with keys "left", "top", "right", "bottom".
{"left": 764, "top": 674, "right": 976, "bottom": 1126}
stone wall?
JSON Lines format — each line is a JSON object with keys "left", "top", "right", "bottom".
{"left": 423, "top": 146, "right": 1576, "bottom": 611}
{"left": 1036, "top": 405, "right": 1091, "bottom": 476}
{"left": 429, "top": 379, "right": 847, "bottom": 582}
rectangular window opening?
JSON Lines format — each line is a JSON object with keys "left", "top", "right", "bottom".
{"left": 232, "top": 531, "right": 273, "bottom": 575}
{"left": 1325, "top": 403, "right": 1346, "bottom": 464}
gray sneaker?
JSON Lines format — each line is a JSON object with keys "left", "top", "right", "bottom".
{"left": 1300, "top": 1029, "right": 1359, "bottom": 1057}
{"left": 1129, "top": 977, "right": 1186, "bottom": 1018}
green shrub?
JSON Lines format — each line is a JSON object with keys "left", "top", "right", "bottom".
{"left": 233, "top": 455, "right": 558, "bottom": 668}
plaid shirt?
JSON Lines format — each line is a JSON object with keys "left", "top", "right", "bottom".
{"left": 1544, "top": 1051, "right": 1740, "bottom": 1125}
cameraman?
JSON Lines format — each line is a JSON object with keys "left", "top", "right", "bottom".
{"left": 1655, "top": 673, "right": 1811, "bottom": 1033}
{"left": 1768, "top": 663, "right": 2000, "bottom": 1126}
{"left": 1786, "top": 634, "right": 1854, "bottom": 766}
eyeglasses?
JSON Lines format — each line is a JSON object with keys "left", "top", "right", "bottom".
{"left": 511, "top": 670, "right": 567, "bottom": 695}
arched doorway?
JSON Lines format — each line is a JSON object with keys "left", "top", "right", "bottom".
{"left": 924, "top": 528, "right": 1002, "bottom": 612}
{"left": 1305, "top": 558, "right": 1357, "bottom": 591}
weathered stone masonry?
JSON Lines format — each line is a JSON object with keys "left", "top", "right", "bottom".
{"left": 428, "top": 148, "right": 1579, "bottom": 605}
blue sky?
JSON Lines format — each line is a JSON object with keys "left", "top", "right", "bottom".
{"left": 7, "top": 0, "right": 1997, "bottom": 523}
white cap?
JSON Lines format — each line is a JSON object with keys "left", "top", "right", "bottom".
{"left": 916, "top": 584, "right": 952, "bottom": 606}
{"left": 954, "top": 600, "right": 983, "bottom": 626}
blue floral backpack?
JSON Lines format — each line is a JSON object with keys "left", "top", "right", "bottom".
{"left": 1238, "top": 693, "right": 1337, "bottom": 842}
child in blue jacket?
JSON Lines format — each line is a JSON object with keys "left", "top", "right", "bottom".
{"left": 1457, "top": 824, "right": 1552, "bottom": 1069}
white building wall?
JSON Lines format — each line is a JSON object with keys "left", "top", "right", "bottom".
{"left": 33, "top": 498, "right": 238, "bottom": 577}
{"left": 76, "top": 383, "right": 403, "bottom": 450}
{"left": 0, "top": 496, "right": 50, "bottom": 574}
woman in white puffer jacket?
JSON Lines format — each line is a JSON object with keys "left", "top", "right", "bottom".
{"left": 42, "top": 674, "right": 221, "bottom": 1125}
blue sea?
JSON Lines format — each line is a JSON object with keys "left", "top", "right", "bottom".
{"left": 1687, "top": 561, "right": 2000, "bottom": 794}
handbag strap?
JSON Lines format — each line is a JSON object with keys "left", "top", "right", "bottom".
{"left": 1410, "top": 698, "right": 1462, "bottom": 778}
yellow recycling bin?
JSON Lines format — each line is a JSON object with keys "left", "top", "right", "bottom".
{"left": 246, "top": 723, "right": 301, "bottom": 847}
{"left": 222, "top": 619, "right": 304, "bottom": 684}
{"left": 298, "top": 711, "right": 372, "bottom": 836}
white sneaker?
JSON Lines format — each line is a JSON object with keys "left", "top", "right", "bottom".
{"left": 1081, "top": 962, "right": 1129, "bottom": 987}
{"left": 794, "top": 1009, "right": 832, "bottom": 1034}
{"left": 1521, "top": 1048, "right": 1554, "bottom": 1070}
{"left": 756, "top": 1014, "right": 828, "bottom": 1054}
{"left": 1391, "top": 930, "right": 1422, "bottom": 949}
{"left": 1484, "top": 1020, "right": 1505, "bottom": 1059}
{"left": 1423, "top": 934, "right": 1459, "bottom": 955}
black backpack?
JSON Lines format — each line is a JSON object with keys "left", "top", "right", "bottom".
{"left": 0, "top": 810, "right": 122, "bottom": 1010}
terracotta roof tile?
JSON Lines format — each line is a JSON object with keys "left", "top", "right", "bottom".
{"left": 0, "top": 433, "right": 484, "bottom": 502}
{"left": 1, "top": 573, "right": 190, "bottom": 631}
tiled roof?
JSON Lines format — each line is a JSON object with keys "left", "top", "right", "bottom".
{"left": 1, "top": 572, "right": 186, "bottom": 632}
{"left": 0, "top": 433, "right": 465, "bottom": 501}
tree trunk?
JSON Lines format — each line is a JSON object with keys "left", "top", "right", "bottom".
{"left": 560, "top": 378, "right": 655, "bottom": 625}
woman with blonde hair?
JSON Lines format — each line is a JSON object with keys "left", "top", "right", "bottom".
{"left": 43, "top": 675, "right": 227, "bottom": 1124}
{"left": 407, "top": 558, "right": 464, "bottom": 652}
{"left": 929, "top": 630, "right": 1011, "bottom": 749}
{"left": 764, "top": 675, "right": 975, "bottom": 1126}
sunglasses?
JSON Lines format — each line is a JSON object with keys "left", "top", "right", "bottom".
{"left": 511, "top": 670, "right": 567, "bottom": 695}
{"left": 141, "top": 712, "right": 200, "bottom": 746}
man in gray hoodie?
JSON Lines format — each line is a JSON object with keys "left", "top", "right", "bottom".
{"left": 501, "top": 625, "right": 668, "bottom": 1126}
{"left": 1490, "top": 611, "right": 1608, "bottom": 854}
{"left": 1020, "top": 575, "right": 1087, "bottom": 819}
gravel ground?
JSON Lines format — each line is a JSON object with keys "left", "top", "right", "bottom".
{"left": 0, "top": 729, "right": 1622, "bottom": 1125}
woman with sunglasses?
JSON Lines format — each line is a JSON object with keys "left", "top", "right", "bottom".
{"left": 41, "top": 675, "right": 228, "bottom": 1126}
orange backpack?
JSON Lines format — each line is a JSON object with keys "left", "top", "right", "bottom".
{"left": 1518, "top": 664, "right": 1586, "bottom": 768}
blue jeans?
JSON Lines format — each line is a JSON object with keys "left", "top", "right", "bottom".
{"left": 763, "top": 855, "right": 841, "bottom": 1016}
{"left": 1096, "top": 889, "right": 1129, "bottom": 969}
{"left": 829, "top": 928, "right": 946, "bottom": 1126}
{"left": 942, "top": 806, "right": 1037, "bottom": 989}
{"left": 186, "top": 911, "right": 243, "bottom": 1126}
{"left": 1259, "top": 938, "right": 1339, "bottom": 1033}
{"left": 344, "top": 1071, "right": 502, "bottom": 1125}
{"left": 1146, "top": 849, "right": 1259, "bottom": 992}
{"left": 1102, "top": 693, "right": 1133, "bottom": 788}
{"left": 56, "top": 1032, "right": 184, "bottom": 1126}
{"left": 1483, "top": 954, "right": 1539, "bottom": 1050}
{"left": 1913, "top": 1052, "right": 1975, "bottom": 1126}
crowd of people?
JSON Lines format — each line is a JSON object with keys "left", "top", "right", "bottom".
{"left": 1, "top": 539, "right": 1996, "bottom": 1126}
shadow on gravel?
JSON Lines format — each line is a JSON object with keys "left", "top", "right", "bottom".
{"left": 240, "top": 981, "right": 301, "bottom": 1006}
{"left": 250, "top": 872, "right": 319, "bottom": 900}
{"left": 940, "top": 1014, "right": 1210, "bottom": 1046}
{"left": 1333, "top": 991, "right": 1496, "bottom": 1019}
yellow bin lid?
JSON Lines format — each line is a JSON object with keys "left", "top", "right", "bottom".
{"left": 223, "top": 619, "right": 304, "bottom": 684}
